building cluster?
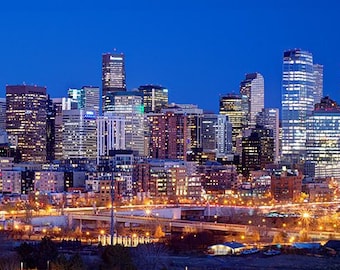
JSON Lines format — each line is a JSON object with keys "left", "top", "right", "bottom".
{"left": 0, "top": 48, "right": 338, "bottom": 207}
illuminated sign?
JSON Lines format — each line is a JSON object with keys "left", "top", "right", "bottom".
{"left": 84, "top": 111, "right": 96, "bottom": 120}
{"left": 110, "top": 56, "right": 123, "bottom": 61}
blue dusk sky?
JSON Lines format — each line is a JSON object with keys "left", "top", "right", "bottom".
{"left": 0, "top": 0, "right": 339, "bottom": 113}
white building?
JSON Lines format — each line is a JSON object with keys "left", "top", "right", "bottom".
{"left": 240, "top": 73, "right": 265, "bottom": 128}
{"left": 62, "top": 109, "right": 97, "bottom": 160}
{"left": 109, "top": 92, "right": 145, "bottom": 156}
{"left": 97, "top": 113, "right": 125, "bottom": 164}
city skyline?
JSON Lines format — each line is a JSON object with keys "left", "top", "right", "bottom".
{"left": 1, "top": 1, "right": 340, "bottom": 113}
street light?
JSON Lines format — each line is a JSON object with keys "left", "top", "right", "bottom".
{"left": 110, "top": 164, "right": 116, "bottom": 245}
{"left": 145, "top": 209, "right": 151, "bottom": 216}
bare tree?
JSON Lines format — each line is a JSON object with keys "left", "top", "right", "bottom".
{"left": 0, "top": 253, "right": 20, "bottom": 270}
{"left": 132, "top": 243, "right": 169, "bottom": 270}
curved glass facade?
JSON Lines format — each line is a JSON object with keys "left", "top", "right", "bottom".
{"left": 306, "top": 110, "right": 340, "bottom": 179}
{"left": 281, "top": 49, "right": 314, "bottom": 163}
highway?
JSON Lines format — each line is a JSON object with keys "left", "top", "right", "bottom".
{"left": 68, "top": 210, "right": 340, "bottom": 241}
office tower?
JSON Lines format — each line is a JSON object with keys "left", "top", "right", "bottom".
{"left": 102, "top": 52, "right": 126, "bottom": 112}
{"left": 281, "top": 49, "right": 314, "bottom": 163}
{"left": 111, "top": 150, "right": 135, "bottom": 199}
{"left": 0, "top": 98, "right": 6, "bottom": 132}
{"left": 138, "top": 85, "right": 169, "bottom": 113}
{"left": 6, "top": 85, "right": 47, "bottom": 163}
{"left": 202, "top": 113, "right": 218, "bottom": 154}
{"left": 163, "top": 104, "right": 203, "bottom": 150}
{"left": 313, "top": 64, "right": 324, "bottom": 105}
{"left": 306, "top": 96, "right": 340, "bottom": 179}
{"left": 52, "top": 98, "right": 63, "bottom": 161}
{"left": 216, "top": 114, "right": 233, "bottom": 158}
{"left": 240, "top": 73, "right": 265, "bottom": 128}
{"left": 256, "top": 108, "right": 280, "bottom": 162}
{"left": 110, "top": 92, "right": 145, "bottom": 156}
{"left": 62, "top": 109, "right": 97, "bottom": 160}
{"left": 97, "top": 113, "right": 126, "bottom": 164}
{"left": 203, "top": 113, "right": 232, "bottom": 158}
{"left": 241, "top": 127, "right": 274, "bottom": 177}
{"left": 52, "top": 97, "right": 78, "bottom": 161}
{"left": 219, "top": 93, "right": 248, "bottom": 154}
{"left": 147, "top": 112, "right": 189, "bottom": 160}
{"left": 68, "top": 86, "right": 100, "bottom": 114}
{"left": 51, "top": 98, "right": 76, "bottom": 161}
{"left": 46, "top": 95, "right": 56, "bottom": 162}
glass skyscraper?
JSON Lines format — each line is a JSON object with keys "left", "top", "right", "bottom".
{"left": 6, "top": 85, "right": 47, "bottom": 163}
{"left": 102, "top": 52, "right": 126, "bottom": 112}
{"left": 240, "top": 72, "right": 264, "bottom": 128}
{"left": 219, "top": 93, "right": 248, "bottom": 154}
{"left": 313, "top": 64, "right": 324, "bottom": 105}
{"left": 281, "top": 49, "right": 315, "bottom": 163}
{"left": 306, "top": 97, "right": 340, "bottom": 179}
{"left": 138, "top": 85, "right": 169, "bottom": 113}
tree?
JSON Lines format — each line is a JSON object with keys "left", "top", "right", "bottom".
{"left": 68, "top": 253, "right": 84, "bottom": 270}
{"left": 154, "top": 225, "right": 165, "bottom": 239}
{"left": 272, "top": 231, "right": 286, "bottom": 244}
{"left": 299, "top": 229, "right": 310, "bottom": 242}
{"left": 252, "top": 229, "right": 261, "bottom": 242}
{"left": 16, "top": 242, "right": 36, "bottom": 269}
{"left": 0, "top": 253, "right": 20, "bottom": 270}
{"left": 51, "top": 254, "right": 68, "bottom": 270}
{"left": 36, "top": 237, "right": 59, "bottom": 270}
{"left": 131, "top": 243, "right": 169, "bottom": 270}
{"left": 100, "top": 245, "right": 136, "bottom": 270}
{"left": 51, "top": 254, "right": 84, "bottom": 270}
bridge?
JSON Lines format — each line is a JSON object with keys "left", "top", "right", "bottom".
{"left": 70, "top": 213, "right": 278, "bottom": 235}
{"left": 69, "top": 213, "right": 340, "bottom": 240}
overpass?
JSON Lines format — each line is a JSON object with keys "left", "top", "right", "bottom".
{"left": 70, "top": 213, "right": 278, "bottom": 235}
{"left": 69, "top": 213, "right": 340, "bottom": 240}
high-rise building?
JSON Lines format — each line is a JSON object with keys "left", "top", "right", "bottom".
{"left": 0, "top": 98, "right": 6, "bottom": 133}
{"left": 68, "top": 86, "right": 100, "bottom": 114}
{"left": 109, "top": 92, "right": 146, "bottom": 156}
{"left": 313, "top": 64, "right": 324, "bottom": 105}
{"left": 241, "top": 127, "right": 274, "bottom": 177}
{"left": 138, "top": 85, "right": 169, "bottom": 113}
{"left": 46, "top": 95, "right": 56, "bottom": 162}
{"left": 256, "top": 108, "right": 280, "bottom": 162}
{"left": 51, "top": 97, "right": 77, "bottom": 161}
{"left": 240, "top": 73, "right": 264, "bottom": 128}
{"left": 202, "top": 113, "right": 218, "bottom": 154}
{"left": 162, "top": 104, "right": 203, "bottom": 150}
{"left": 306, "top": 96, "right": 340, "bottom": 179}
{"left": 281, "top": 49, "right": 315, "bottom": 163}
{"left": 219, "top": 93, "right": 248, "bottom": 154}
{"left": 216, "top": 115, "right": 233, "bottom": 158}
{"left": 62, "top": 109, "right": 97, "bottom": 161}
{"left": 102, "top": 52, "right": 126, "bottom": 112}
{"left": 6, "top": 85, "right": 47, "bottom": 163}
{"left": 147, "top": 112, "right": 189, "bottom": 160}
{"left": 111, "top": 150, "right": 135, "bottom": 199}
{"left": 97, "top": 113, "right": 126, "bottom": 164}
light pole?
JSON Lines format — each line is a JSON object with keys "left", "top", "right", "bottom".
{"left": 110, "top": 168, "right": 115, "bottom": 245}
